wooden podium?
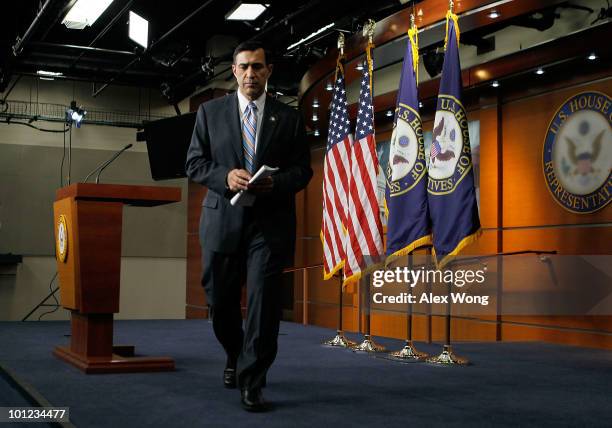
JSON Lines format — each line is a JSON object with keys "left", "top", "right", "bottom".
{"left": 52, "top": 183, "right": 181, "bottom": 374}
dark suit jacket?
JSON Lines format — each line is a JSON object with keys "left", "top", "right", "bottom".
{"left": 185, "top": 92, "right": 312, "bottom": 263}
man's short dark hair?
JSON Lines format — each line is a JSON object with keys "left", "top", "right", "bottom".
{"left": 232, "top": 40, "right": 270, "bottom": 64}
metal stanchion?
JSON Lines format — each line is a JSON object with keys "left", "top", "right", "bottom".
{"left": 352, "top": 274, "right": 387, "bottom": 352}
{"left": 427, "top": 263, "right": 468, "bottom": 365}
{"left": 323, "top": 272, "right": 357, "bottom": 347}
{"left": 390, "top": 254, "right": 429, "bottom": 360}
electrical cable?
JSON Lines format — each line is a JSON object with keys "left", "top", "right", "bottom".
{"left": 60, "top": 124, "right": 66, "bottom": 186}
{"left": 0, "top": 118, "right": 69, "bottom": 133}
{"left": 68, "top": 125, "right": 72, "bottom": 184}
{"left": 36, "top": 272, "right": 60, "bottom": 321}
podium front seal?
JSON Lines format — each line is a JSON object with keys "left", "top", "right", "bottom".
{"left": 57, "top": 215, "right": 68, "bottom": 262}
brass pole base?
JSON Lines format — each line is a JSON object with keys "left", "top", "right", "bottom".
{"left": 323, "top": 331, "right": 357, "bottom": 348}
{"left": 389, "top": 340, "right": 429, "bottom": 360}
{"left": 426, "top": 345, "right": 469, "bottom": 365}
{"left": 351, "top": 335, "right": 387, "bottom": 352}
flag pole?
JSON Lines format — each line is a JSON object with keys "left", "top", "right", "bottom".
{"left": 323, "top": 270, "right": 357, "bottom": 347}
{"left": 427, "top": 260, "right": 468, "bottom": 364}
{"left": 323, "top": 33, "right": 356, "bottom": 349}
{"left": 425, "top": 0, "right": 470, "bottom": 366}
{"left": 350, "top": 19, "right": 386, "bottom": 353}
{"left": 389, "top": 252, "right": 429, "bottom": 360}
{"left": 352, "top": 273, "right": 386, "bottom": 352}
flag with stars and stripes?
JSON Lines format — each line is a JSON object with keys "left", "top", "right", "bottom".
{"left": 344, "top": 61, "right": 384, "bottom": 285}
{"left": 321, "top": 66, "right": 352, "bottom": 279}
{"left": 385, "top": 24, "right": 431, "bottom": 264}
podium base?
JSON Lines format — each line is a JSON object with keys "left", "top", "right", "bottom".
{"left": 351, "top": 335, "right": 387, "bottom": 352}
{"left": 323, "top": 331, "right": 357, "bottom": 348}
{"left": 389, "top": 340, "right": 428, "bottom": 360}
{"left": 54, "top": 346, "right": 175, "bottom": 374}
{"left": 426, "top": 345, "right": 468, "bottom": 365}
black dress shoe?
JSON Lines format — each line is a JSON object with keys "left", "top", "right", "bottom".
{"left": 223, "top": 368, "right": 236, "bottom": 389}
{"left": 240, "top": 388, "right": 267, "bottom": 412}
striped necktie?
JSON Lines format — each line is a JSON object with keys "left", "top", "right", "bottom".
{"left": 242, "top": 101, "right": 257, "bottom": 174}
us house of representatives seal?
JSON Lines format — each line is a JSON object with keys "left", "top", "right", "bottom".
{"left": 543, "top": 91, "right": 611, "bottom": 214}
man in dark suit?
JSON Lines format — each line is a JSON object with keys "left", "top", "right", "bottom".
{"left": 185, "top": 41, "right": 312, "bottom": 412}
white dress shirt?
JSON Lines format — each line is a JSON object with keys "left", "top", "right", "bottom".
{"left": 237, "top": 90, "right": 266, "bottom": 153}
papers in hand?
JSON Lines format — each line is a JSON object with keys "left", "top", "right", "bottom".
{"left": 230, "top": 165, "right": 279, "bottom": 207}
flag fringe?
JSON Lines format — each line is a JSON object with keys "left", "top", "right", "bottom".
{"left": 385, "top": 234, "right": 432, "bottom": 267}
{"left": 323, "top": 260, "right": 345, "bottom": 280}
{"left": 342, "top": 257, "right": 384, "bottom": 289}
{"left": 321, "top": 229, "right": 346, "bottom": 280}
{"left": 433, "top": 228, "right": 482, "bottom": 269}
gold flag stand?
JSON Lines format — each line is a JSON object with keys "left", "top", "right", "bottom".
{"left": 323, "top": 273, "right": 357, "bottom": 348}
{"left": 389, "top": 254, "right": 428, "bottom": 360}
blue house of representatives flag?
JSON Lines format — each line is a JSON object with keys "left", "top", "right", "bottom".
{"left": 385, "top": 25, "right": 431, "bottom": 263}
{"left": 427, "top": 12, "right": 481, "bottom": 268}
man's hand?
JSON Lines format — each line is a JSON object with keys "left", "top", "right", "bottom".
{"left": 227, "top": 169, "right": 252, "bottom": 192}
{"left": 247, "top": 176, "right": 274, "bottom": 194}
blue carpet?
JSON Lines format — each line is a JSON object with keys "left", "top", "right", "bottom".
{"left": 0, "top": 320, "right": 611, "bottom": 427}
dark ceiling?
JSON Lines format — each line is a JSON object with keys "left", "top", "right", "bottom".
{"left": 0, "top": 0, "right": 409, "bottom": 103}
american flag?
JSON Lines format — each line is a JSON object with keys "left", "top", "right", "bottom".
{"left": 344, "top": 62, "right": 384, "bottom": 285}
{"left": 431, "top": 139, "right": 441, "bottom": 160}
{"left": 321, "top": 69, "right": 352, "bottom": 279}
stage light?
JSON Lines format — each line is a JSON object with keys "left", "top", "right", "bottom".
{"left": 225, "top": 2, "right": 269, "bottom": 21}
{"left": 129, "top": 11, "right": 149, "bottom": 48}
{"left": 488, "top": 10, "right": 500, "bottom": 19}
{"left": 587, "top": 52, "right": 597, "bottom": 61}
{"left": 535, "top": 68, "right": 544, "bottom": 75}
{"left": 62, "top": 0, "right": 114, "bottom": 29}
{"left": 66, "top": 101, "right": 87, "bottom": 128}
{"left": 312, "top": 99, "right": 320, "bottom": 108}
{"left": 386, "top": 110, "right": 393, "bottom": 117}
{"left": 491, "top": 80, "right": 500, "bottom": 88}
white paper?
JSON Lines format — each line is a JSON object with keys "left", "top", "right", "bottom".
{"left": 230, "top": 165, "right": 279, "bottom": 207}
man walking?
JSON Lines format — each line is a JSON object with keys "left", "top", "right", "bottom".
{"left": 185, "top": 41, "right": 312, "bottom": 412}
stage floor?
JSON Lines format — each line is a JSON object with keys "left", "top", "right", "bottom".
{"left": 1, "top": 320, "right": 611, "bottom": 427}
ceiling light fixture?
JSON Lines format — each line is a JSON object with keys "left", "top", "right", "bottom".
{"left": 491, "top": 80, "right": 500, "bottom": 88}
{"left": 129, "top": 11, "right": 149, "bottom": 48}
{"left": 286, "top": 22, "right": 335, "bottom": 51}
{"left": 325, "top": 82, "right": 333, "bottom": 91}
{"left": 312, "top": 114, "right": 318, "bottom": 122}
{"left": 314, "top": 129, "right": 320, "bottom": 137}
{"left": 418, "top": 101, "right": 424, "bottom": 108}
{"left": 488, "top": 10, "right": 500, "bottom": 19}
{"left": 535, "top": 68, "right": 544, "bottom": 75}
{"left": 37, "top": 70, "right": 63, "bottom": 77}
{"left": 356, "top": 63, "right": 364, "bottom": 71}
{"left": 386, "top": 110, "right": 393, "bottom": 117}
{"left": 62, "top": 0, "right": 114, "bottom": 30}
{"left": 587, "top": 52, "right": 597, "bottom": 61}
{"left": 225, "top": 2, "right": 269, "bottom": 21}
{"left": 312, "top": 99, "right": 320, "bottom": 108}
